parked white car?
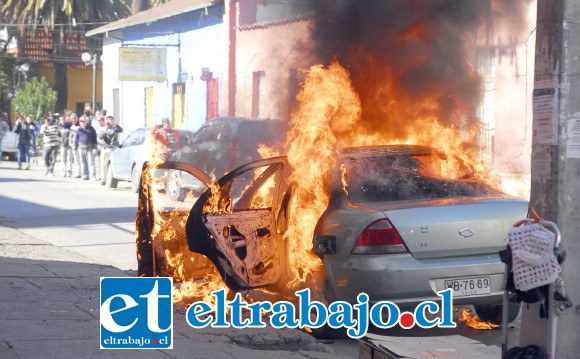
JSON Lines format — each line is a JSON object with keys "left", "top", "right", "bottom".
{"left": 1, "top": 131, "right": 18, "bottom": 161}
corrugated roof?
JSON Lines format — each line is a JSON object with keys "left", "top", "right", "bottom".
{"left": 86, "top": 0, "right": 221, "bottom": 37}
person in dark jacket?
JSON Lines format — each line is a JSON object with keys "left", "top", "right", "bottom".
{"left": 75, "top": 115, "right": 98, "bottom": 180}
{"left": 13, "top": 116, "right": 34, "bottom": 170}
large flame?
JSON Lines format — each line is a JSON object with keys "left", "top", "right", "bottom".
{"left": 283, "top": 62, "right": 361, "bottom": 287}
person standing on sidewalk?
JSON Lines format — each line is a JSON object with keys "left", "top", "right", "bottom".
{"left": 13, "top": 116, "right": 33, "bottom": 170}
{"left": 69, "top": 114, "right": 82, "bottom": 178}
{"left": 94, "top": 115, "right": 107, "bottom": 182}
{"left": 0, "top": 114, "right": 8, "bottom": 163}
{"left": 75, "top": 116, "right": 97, "bottom": 180}
{"left": 58, "top": 114, "right": 72, "bottom": 177}
{"left": 41, "top": 117, "right": 61, "bottom": 176}
{"left": 98, "top": 115, "right": 123, "bottom": 185}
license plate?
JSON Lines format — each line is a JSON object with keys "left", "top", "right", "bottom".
{"left": 444, "top": 276, "right": 491, "bottom": 297}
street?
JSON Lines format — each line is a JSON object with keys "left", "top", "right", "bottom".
{"left": 0, "top": 160, "right": 520, "bottom": 358}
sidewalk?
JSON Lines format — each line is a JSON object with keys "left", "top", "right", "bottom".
{"left": 0, "top": 226, "right": 355, "bottom": 359}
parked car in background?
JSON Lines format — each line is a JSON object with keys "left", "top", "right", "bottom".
{"left": 1, "top": 131, "right": 18, "bottom": 161}
{"left": 137, "top": 144, "right": 529, "bottom": 338}
{"left": 165, "top": 117, "right": 287, "bottom": 201}
{"left": 105, "top": 127, "right": 194, "bottom": 192}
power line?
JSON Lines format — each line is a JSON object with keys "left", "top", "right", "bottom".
{"left": 1, "top": 21, "right": 112, "bottom": 27}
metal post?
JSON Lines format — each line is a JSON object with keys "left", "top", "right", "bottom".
{"left": 91, "top": 54, "right": 97, "bottom": 113}
{"left": 526, "top": 1, "right": 580, "bottom": 358}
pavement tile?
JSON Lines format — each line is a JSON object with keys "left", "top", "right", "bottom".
{"left": 0, "top": 261, "right": 58, "bottom": 278}
{"left": 0, "top": 300, "right": 95, "bottom": 321}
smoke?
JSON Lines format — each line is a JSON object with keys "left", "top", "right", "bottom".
{"left": 305, "top": 0, "right": 530, "bottom": 144}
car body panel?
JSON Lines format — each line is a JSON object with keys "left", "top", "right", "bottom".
{"left": 186, "top": 157, "right": 288, "bottom": 290}
{"left": 2, "top": 131, "right": 18, "bottom": 159}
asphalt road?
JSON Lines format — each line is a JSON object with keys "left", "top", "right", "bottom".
{"left": 0, "top": 159, "right": 520, "bottom": 357}
{"left": 0, "top": 158, "right": 138, "bottom": 270}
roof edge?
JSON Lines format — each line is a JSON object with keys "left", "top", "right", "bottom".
{"left": 86, "top": 1, "right": 220, "bottom": 37}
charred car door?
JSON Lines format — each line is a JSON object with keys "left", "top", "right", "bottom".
{"left": 136, "top": 161, "right": 214, "bottom": 280}
{"left": 186, "top": 157, "right": 288, "bottom": 291}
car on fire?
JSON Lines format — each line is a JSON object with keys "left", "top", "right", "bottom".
{"left": 136, "top": 144, "right": 528, "bottom": 337}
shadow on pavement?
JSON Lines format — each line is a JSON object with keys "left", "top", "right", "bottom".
{"left": 0, "top": 194, "right": 136, "bottom": 229}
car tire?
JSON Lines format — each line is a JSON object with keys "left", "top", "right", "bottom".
{"left": 473, "top": 299, "right": 521, "bottom": 324}
{"left": 308, "top": 280, "right": 347, "bottom": 340}
{"left": 131, "top": 165, "right": 141, "bottom": 193}
{"left": 105, "top": 163, "right": 118, "bottom": 188}
{"left": 166, "top": 170, "right": 185, "bottom": 202}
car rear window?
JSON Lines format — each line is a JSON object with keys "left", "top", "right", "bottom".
{"left": 190, "top": 124, "right": 231, "bottom": 144}
{"left": 342, "top": 154, "right": 500, "bottom": 203}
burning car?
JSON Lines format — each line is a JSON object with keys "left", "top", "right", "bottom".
{"left": 136, "top": 144, "right": 527, "bottom": 337}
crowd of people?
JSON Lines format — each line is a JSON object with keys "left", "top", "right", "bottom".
{"left": 9, "top": 107, "right": 123, "bottom": 184}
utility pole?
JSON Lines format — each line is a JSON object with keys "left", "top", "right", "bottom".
{"left": 526, "top": 0, "right": 580, "bottom": 357}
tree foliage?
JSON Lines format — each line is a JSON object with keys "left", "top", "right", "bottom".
{"left": 1, "top": 0, "right": 132, "bottom": 112}
{"left": 1, "top": 0, "right": 132, "bottom": 31}
{"left": 12, "top": 76, "right": 57, "bottom": 120}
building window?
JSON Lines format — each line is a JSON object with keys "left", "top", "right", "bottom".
{"left": 240, "top": 0, "right": 315, "bottom": 26}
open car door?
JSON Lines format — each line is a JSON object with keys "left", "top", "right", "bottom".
{"left": 186, "top": 157, "right": 288, "bottom": 291}
{"left": 136, "top": 161, "right": 214, "bottom": 281}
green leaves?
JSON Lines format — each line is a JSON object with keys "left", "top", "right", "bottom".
{"left": 12, "top": 76, "right": 57, "bottom": 120}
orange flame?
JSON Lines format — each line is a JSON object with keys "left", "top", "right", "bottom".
{"left": 458, "top": 308, "right": 499, "bottom": 330}
{"left": 203, "top": 180, "right": 232, "bottom": 214}
{"left": 283, "top": 62, "right": 361, "bottom": 287}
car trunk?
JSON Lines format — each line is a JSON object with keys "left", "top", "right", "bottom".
{"left": 380, "top": 197, "right": 528, "bottom": 258}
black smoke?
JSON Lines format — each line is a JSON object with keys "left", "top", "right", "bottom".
{"left": 307, "top": 0, "right": 496, "bottom": 138}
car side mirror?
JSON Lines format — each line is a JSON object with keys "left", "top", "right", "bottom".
{"left": 314, "top": 235, "right": 336, "bottom": 255}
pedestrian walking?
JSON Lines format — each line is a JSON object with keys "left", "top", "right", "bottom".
{"left": 69, "top": 114, "right": 82, "bottom": 178}
{"left": 98, "top": 115, "right": 123, "bottom": 185}
{"left": 41, "top": 117, "right": 61, "bottom": 176}
{"left": 58, "top": 115, "right": 73, "bottom": 177}
{"left": 13, "top": 116, "right": 33, "bottom": 170}
{"left": 75, "top": 115, "right": 98, "bottom": 180}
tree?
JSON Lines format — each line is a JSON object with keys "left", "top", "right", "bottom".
{"left": 12, "top": 76, "right": 56, "bottom": 120}
{"left": 132, "top": 0, "right": 171, "bottom": 14}
{"left": 1, "top": 0, "right": 132, "bottom": 112}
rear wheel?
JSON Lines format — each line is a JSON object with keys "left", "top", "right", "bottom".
{"left": 474, "top": 299, "right": 521, "bottom": 324}
{"left": 131, "top": 165, "right": 140, "bottom": 193}
{"left": 166, "top": 170, "right": 185, "bottom": 202}
{"left": 105, "top": 163, "right": 118, "bottom": 188}
{"left": 308, "top": 280, "right": 347, "bottom": 339}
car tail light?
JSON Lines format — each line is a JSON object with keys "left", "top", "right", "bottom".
{"left": 352, "top": 219, "right": 409, "bottom": 255}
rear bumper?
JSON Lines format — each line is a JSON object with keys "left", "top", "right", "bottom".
{"left": 324, "top": 253, "right": 505, "bottom": 309}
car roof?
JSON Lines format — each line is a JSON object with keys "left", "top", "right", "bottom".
{"left": 201, "top": 117, "right": 282, "bottom": 131}
{"left": 339, "top": 145, "right": 434, "bottom": 158}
